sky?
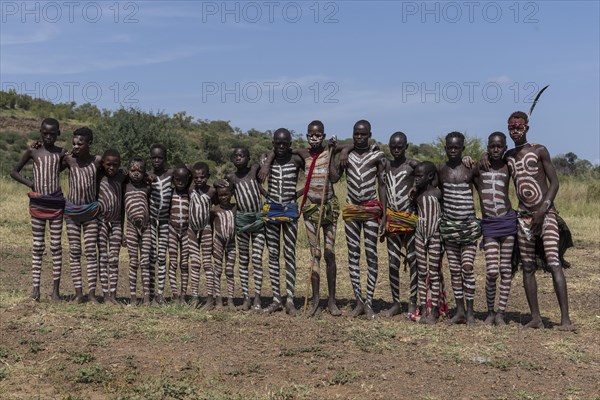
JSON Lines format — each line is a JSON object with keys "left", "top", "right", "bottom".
{"left": 1, "top": 0, "right": 599, "bottom": 163}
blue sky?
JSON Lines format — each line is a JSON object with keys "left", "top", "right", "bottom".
{"left": 1, "top": 1, "right": 599, "bottom": 162}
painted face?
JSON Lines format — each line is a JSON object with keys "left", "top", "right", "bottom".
{"left": 173, "top": 170, "right": 190, "bottom": 191}
{"left": 129, "top": 161, "right": 145, "bottom": 183}
{"left": 389, "top": 136, "right": 408, "bottom": 159}
{"left": 508, "top": 118, "right": 528, "bottom": 144}
{"left": 232, "top": 149, "right": 249, "bottom": 169}
{"left": 102, "top": 155, "right": 121, "bottom": 177}
{"left": 150, "top": 147, "right": 166, "bottom": 171}
{"left": 193, "top": 168, "right": 209, "bottom": 188}
{"left": 272, "top": 133, "right": 291, "bottom": 158}
{"left": 216, "top": 187, "right": 232, "bottom": 207}
{"left": 353, "top": 123, "right": 371, "bottom": 148}
{"left": 445, "top": 137, "right": 464, "bottom": 161}
{"left": 40, "top": 124, "right": 59, "bottom": 146}
{"left": 306, "top": 125, "right": 325, "bottom": 149}
{"left": 71, "top": 135, "right": 91, "bottom": 158}
{"left": 487, "top": 136, "right": 507, "bottom": 161}
{"left": 414, "top": 166, "right": 430, "bottom": 189}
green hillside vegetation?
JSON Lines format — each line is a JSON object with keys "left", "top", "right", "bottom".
{"left": 2, "top": 90, "right": 598, "bottom": 186}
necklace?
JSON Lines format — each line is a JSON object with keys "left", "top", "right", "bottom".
{"left": 515, "top": 142, "right": 529, "bottom": 149}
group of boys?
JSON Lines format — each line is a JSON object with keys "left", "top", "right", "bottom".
{"left": 11, "top": 113, "right": 573, "bottom": 329}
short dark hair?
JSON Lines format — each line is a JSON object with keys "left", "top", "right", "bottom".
{"left": 417, "top": 161, "right": 437, "bottom": 177}
{"left": 129, "top": 156, "right": 146, "bottom": 169}
{"left": 232, "top": 147, "right": 250, "bottom": 158}
{"left": 273, "top": 128, "right": 292, "bottom": 140}
{"left": 73, "top": 127, "right": 93, "bottom": 143}
{"left": 508, "top": 111, "right": 528, "bottom": 123}
{"left": 192, "top": 162, "right": 210, "bottom": 174}
{"left": 354, "top": 119, "right": 371, "bottom": 132}
{"left": 150, "top": 143, "right": 167, "bottom": 155}
{"left": 41, "top": 118, "right": 59, "bottom": 131}
{"left": 102, "top": 148, "right": 121, "bottom": 159}
{"left": 390, "top": 131, "right": 407, "bottom": 143}
{"left": 488, "top": 131, "right": 507, "bottom": 143}
{"left": 445, "top": 131, "right": 465, "bottom": 143}
{"left": 307, "top": 120, "right": 325, "bottom": 132}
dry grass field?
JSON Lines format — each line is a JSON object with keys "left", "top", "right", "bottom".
{"left": 0, "top": 175, "right": 599, "bottom": 400}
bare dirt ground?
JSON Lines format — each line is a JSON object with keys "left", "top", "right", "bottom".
{"left": 1, "top": 214, "right": 598, "bottom": 400}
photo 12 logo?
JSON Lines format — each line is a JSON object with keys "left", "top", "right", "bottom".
{"left": 1, "top": 1, "right": 139, "bottom": 23}
{"left": 1, "top": 82, "right": 140, "bottom": 105}
{"left": 200, "top": 1, "right": 339, "bottom": 23}
{"left": 401, "top": 81, "right": 542, "bottom": 104}
{"left": 401, "top": 1, "right": 539, "bottom": 23}
{"left": 201, "top": 81, "right": 339, "bottom": 104}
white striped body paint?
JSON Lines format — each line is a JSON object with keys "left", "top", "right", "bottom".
{"left": 384, "top": 162, "right": 418, "bottom": 304}
{"left": 265, "top": 159, "right": 301, "bottom": 301}
{"left": 212, "top": 206, "right": 236, "bottom": 298}
{"left": 415, "top": 192, "right": 443, "bottom": 307}
{"left": 344, "top": 149, "right": 385, "bottom": 307}
{"left": 168, "top": 190, "right": 190, "bottom": 297}
{"left": 66, "top": 160, "right": 99, "bottom": 291}
{"left": 188, "top": 190, "right": 213, "bottom": 297}
{"left": 149, "top": 173, "right": 173, "bottom": 296}
{"left": 98, "top": 174, "right": 125, "bottom": 295}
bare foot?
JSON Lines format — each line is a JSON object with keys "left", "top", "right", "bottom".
{"left": 447, "top": 312, "right": 467, "bottom": 325}
{"left": 426, "top": 308, "right": 439, "bottom": 325}
{"left": 483, "top": 311, "right": 496, "bottom": 325}
{"left": 227, "top": 297, "right": 236, "bottom": 311}
{"left": 88, "top": 290, "right": 100, "bottom": 305}
{"left": 252, "top": 295, "right": 262, "bottom": 311}
{"left": 557, "top": 323, "right": 576, "bottom": 332}
{"left": 105, "top": 293, "right": 118, "bottom": 305}
{"left": 30, "top": 287, "right": 41, "bottom": 302}
{"left": 407, "top": 302, "right": 417, "bottom": 315}
{"left": 75, "top": 289, "right": 85, "bottom": 304}
{"left": 129, "top": 295, "right": 137, "bottom": 306}
{"left": 327, "top": 299, "right": 342, "bottom": 317}
{"left": 214, "top": 296, "right": 224, "bottom": 310}
{"left": 524, "top": 317, "right": 544, "bottom": 329}
{"left": 202, "top": 296, "right": 215, "bottom": 311}
{"left": 348, "top": 301, "right": 364, "bottom": 318}
{"left": 153, "top": 294, "right": 164, "bottom": 306}
{"left": 309, "top": 300, "right": 320, "bottom": 317}
{"left": 142, "top": 295, "right": 151, "bottom": 306}
{"left": 51, "top": 281, "right": 61, "bottom": 303}
{"left": 364, "top": 305, "right": 376, "bottom": 320}
{"left": 264, "top": 300, "right": 283, "bottom": 314}
{"left": 240, "top": 296, "right": 252, "bottom": 311}
{"left": 381, "top": 302, "right": 402, "bottom": 317}
{"left": 285, "top": 299, "right": 298, "bottom": 316}
{"left": 495, "top": 312, "right": 507, "bottom": 326}
{"left": 51, "top": 292, "right": 61, "bottom": 303}
{"left": 418, "top": 305, "right": 428, "bottom": 324}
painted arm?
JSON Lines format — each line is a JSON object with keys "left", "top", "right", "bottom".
{"left": 377, "top": 156, "right": 388, "bottom": 238}
{"left": 258, "top": 152, "right": 274, "bottom": 182}
{"left": 531, "top": 146, "right": 560, "bottom": 233}
{"left": 10, "top": 149, "right": 34, "bottom": 189}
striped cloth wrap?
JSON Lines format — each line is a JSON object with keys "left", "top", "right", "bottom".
{"left": 439, "top": 217, "right": 482, "bottom": 244}
{"left": 385, "top": 209, "right": 417, "bottom": 236}
{"left": 302, "top": 196, "right": 340, "bottom": 226}
{"left": 64, "top": 200, "right": 100, "bottom": 223}
{"left": 235, "top": 211, "right": 265, "bottom": 233}
{"left": 261, "top": 202, "right": 299, "bottom": 224}
{"left": 28, "top": 191, "right": 65, "bottom": 220}
{"left": 342, "top": 200, "right": 383, "bottom": 222}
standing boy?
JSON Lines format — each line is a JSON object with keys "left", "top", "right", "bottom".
{"left": 505, "top": 112, "right": 573, "bottom": 330}
{"left": 339, "top": 120, "right": 387, "bottom": 319}
{"left": 438, "top": 132, "right": 481, "bottom": 324}
{"left": 11, "top": 118, "right": 66, "bottom": 302}
{"left": 62, "top": 127, "right": 102, "bottom": 303}
{"left": 262, "top": 128, "right": 304, "bottom": 315}
{"left": 381, "top": 132, "right": 419, "bottom": 317}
